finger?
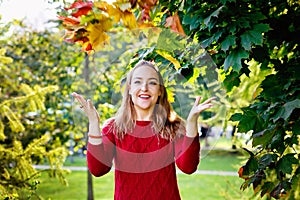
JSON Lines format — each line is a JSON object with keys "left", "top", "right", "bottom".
{"left": 197, "top": 103, "right": 213, "bottom": 112}
{"left": 87, "top": 99, "right": 94, "bottom": 109}
{"left": 202, "top": 97, "right": 216, "bottom": 105}
{"left": 194, "top": 96, "right": 201, "bottom": 107}
{"left": 72, "top": 92, "right": 87, "bottom": 106}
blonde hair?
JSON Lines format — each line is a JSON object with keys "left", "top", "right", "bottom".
{"left": 113, "top": 60, "right": 185, "bottom": 140}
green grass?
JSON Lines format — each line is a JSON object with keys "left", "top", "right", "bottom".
{"left": 33, "top": 137, "right": 258, "bottom": 199}
{"left": 34, "top": 171, "right": 258, "bottom": 200}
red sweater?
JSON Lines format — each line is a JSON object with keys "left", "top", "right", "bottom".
{"left": 87, "top": 120, "right": 200, "bottom": 200}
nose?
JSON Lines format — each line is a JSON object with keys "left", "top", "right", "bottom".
{"left": 141, "top": 82, "right": 148, "bottom": 91}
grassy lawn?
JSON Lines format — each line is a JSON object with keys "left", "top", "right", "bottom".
{"left": 34, "top": 137, "right": 259, "bottom": 199}
{"left": 34, "top": 171, "right": 258, "bottom": 200}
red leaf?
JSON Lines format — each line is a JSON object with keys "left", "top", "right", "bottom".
{"left": 71, "top": 7, "right": 92, "bottom": 18}
{"left": 238, "top": 166, "right": 244, "bottom": 178}
{"left": 58, "top": 16, "right": 80, "bottom": 25}
{"left": 65, "top": 1, "right": 93, "bottom": 10}
{"left": 83, "top": 43, "right": 93, "bottom": 52}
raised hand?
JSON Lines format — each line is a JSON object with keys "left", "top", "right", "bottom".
{"left": 186, "top": 96, "right": 216, "bottom": 137}
{"left": 187, "top": 96, "right": 216, "bottom": 122}
{"left": 72, "top": 92, "right": 100, "bottom": 124}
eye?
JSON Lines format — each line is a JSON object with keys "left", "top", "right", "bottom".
{"left": 149, "top": 81, "right": 158, "bottom": 85}
{"left": 133, "top": 80, "right": 141, "bottom": 84}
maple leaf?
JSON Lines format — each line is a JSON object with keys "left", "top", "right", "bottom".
{"left": 71, "top": 7, "right": 93, "bottom": 18}
{"left": 121, "top": 10, "right": 137, "bottom": 29}
{"left": 65, "top": 1, "right": 93, "bottom": 18}
{"left": 86, "top": 22, "right": 111, "bottom": 51}
{"left": 94, "top": 1, "right": 122, "bottom": 23}
{"left": 65, "top": 1, "right": 93, "bottom": 11}
{"left": 138, "top": 0, "right": 158, "bottom": 9}
{"left": 165, "top": 12, "right": 186, "bottom": 36}
{"left": 58, "top": 16, "right": 80, "bottom": 25}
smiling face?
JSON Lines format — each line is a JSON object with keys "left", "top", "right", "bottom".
{"left": 129, "top": 65, "right": 161, "bottom": 119}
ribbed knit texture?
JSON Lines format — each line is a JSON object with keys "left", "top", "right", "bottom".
{"left": 87, "top": 120, "right": 200, "bottom": 200}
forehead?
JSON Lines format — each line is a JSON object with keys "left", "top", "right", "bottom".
{"left": 132, "top": 65, "right": 159, "bottom": 79}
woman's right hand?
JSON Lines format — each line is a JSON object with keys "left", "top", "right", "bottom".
{"left": 72, "top": 92, "right": 100, "bottom": 124}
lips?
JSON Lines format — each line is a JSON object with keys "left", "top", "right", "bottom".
{"left": 138, "top": 94, "right": 151, "bottom": 99}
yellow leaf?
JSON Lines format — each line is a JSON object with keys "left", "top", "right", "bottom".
{"left": 2, "top": 105, "right": 25, "bottom": 132}
{"left": 156, "top": 50, "right": 181, "bottom": 70}
{"left": 114, "top": 2, "right": 131, "bottom": 12}
{"left": 121, "top": 11, "right": 137, "bottom": 29}
{"left": 0, "top": 120, "right": 5, "bottom": 141}
{"left": 86, "top": 22, "right": 111, "bottom": 50}
{"left": 94, "top": 1, "right": 122, "bottom": 23}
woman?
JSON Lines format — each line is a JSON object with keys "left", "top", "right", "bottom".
{"left": 72, "top": 60, "right": 215, "bottom": 200}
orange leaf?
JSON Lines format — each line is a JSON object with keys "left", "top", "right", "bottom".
{"left": 238, "top": 166, "right": 244, "bottom": 178}
{"left": 58, "top": 16, "right": 80, "bottom": 25}
{"left": 165, "top": 12, "right": 186, "bottom": 36}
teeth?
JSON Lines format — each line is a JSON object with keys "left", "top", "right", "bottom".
{"left": 139, "top": 95, "right": 150, "bottom": 98}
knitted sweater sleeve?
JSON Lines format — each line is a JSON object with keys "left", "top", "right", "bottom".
{"left": 87, "top": 119, "right": 115, "bottom": 177}
{"left": 174, "top": 135, "right": 200, "bottom": 174}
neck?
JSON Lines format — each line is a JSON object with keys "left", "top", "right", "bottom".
{"left": 135, "top": 108, "right": 154, "bottom": 121}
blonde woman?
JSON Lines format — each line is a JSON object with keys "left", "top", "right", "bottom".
{"left": 72, "top": 60, "right": 215, "bottom": 200}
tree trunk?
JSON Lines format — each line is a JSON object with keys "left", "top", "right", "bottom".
{"left": 83, "top": 53, "right": 94, "bottom": 200}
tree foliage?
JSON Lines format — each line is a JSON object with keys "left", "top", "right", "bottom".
{"left": 59, "top": 0, "right": 300, "bottom": 199}
{"left": 169, "top": 0, "right": 299, "bottom": 199}
{"left": 0, "top": 48, "right": 68, "bottom": 199}
{"left": 0, "top": 18, "right": 87, "bottom": 198}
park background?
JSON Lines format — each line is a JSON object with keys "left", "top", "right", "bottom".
{"left": 0, "top": 0, "right": 299, "bottom": 199}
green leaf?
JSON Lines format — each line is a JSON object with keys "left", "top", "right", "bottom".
{"left": 260, "top": 74, "right": 283, "bottom": 100}
{"left": 243, "top": 156, "right": 258, "bottom": 176}
{"left": 253, "top": 23, "right": 271, "bottom": 33}
{"left": 240, "top": 23, "right": 270, "bottom": 51}
{"left": 261, "top": 182, "right": 275, "bottom": 198}
{"left": 224, "top": 49, "right": 249, "bottom": 71}
{"left": 277, "top": 154, "right": 299, "bottom": 174}
{"left": 292, "top": 120, "right": 300, "bottom": 135}
{"left": 157, "top": 29, "right": 185, "bottom": 52}
{"left": 282, "top": 99, "right": 300, "bottom": 120}
{"left": 203, "top": 6, "right": 224, "bottom": 27}
{"left": 270, "top": 129, "right": 285, "bottom": 154}
{"left": 259, "top": 154, "right": 278, "bottom": 169}
{"left": 272, "top": 107, "right": 285, "bottom": 122}
{"left": 201, "top": 36, "right": 214, "bottom": 48}
{"left": 236, "top": 107, "right": 264, "bottom": 134}
{"left": 230, "top": 113, "right": 243, "bottom": 121}
{"left": 221, "top": 35, "right": 236, "bottom": 52}
{"left": 241, "top": 30, "right": 262, "bottom": 50}
{"left": 223, "top": 71, "right": 240, "bottom": 91}
{"left": 253, "top": 129, "right": 274, "bottom": 148}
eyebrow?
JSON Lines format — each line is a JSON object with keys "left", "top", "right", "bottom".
{"left": 133, "top": 77, "right": 159, "bottom": 81}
